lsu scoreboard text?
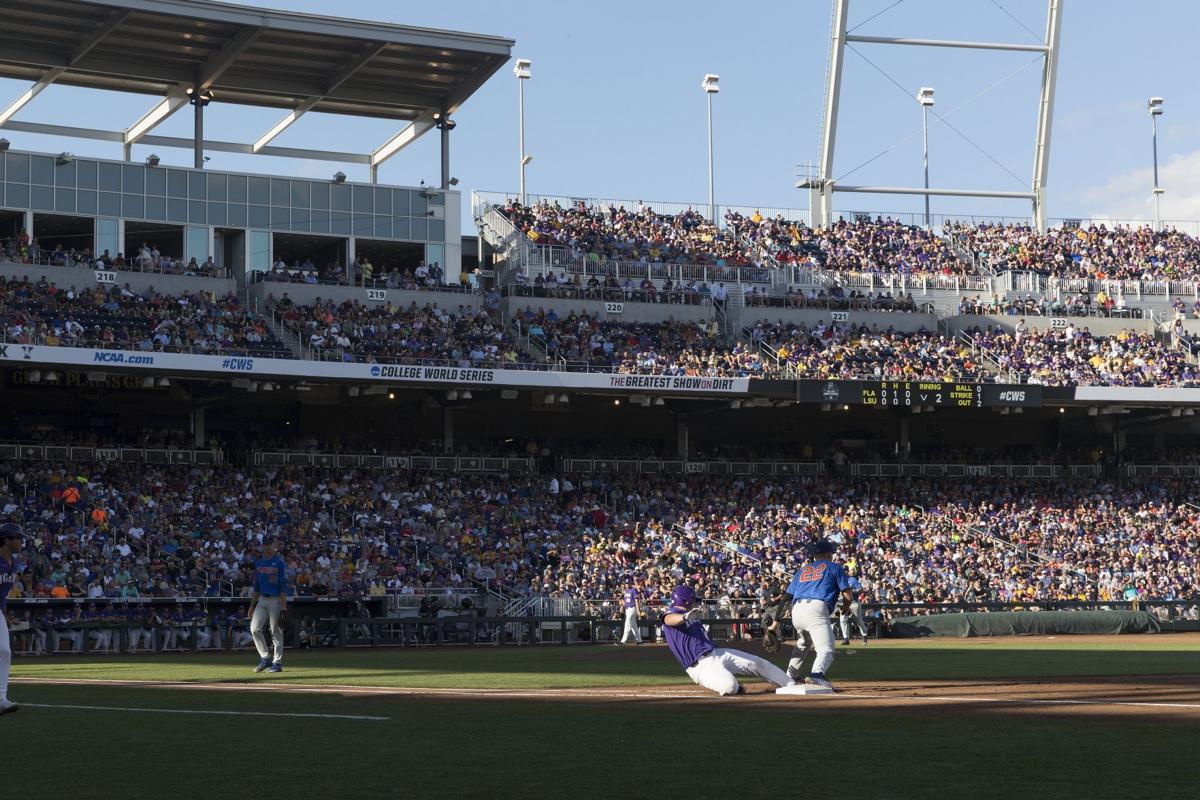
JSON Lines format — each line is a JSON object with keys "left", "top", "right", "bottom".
{"left": 801, "top": 380, "right": 1042, "bottom": 408}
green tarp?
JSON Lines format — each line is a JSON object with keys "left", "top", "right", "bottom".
{"left": 889, "top": 610, "right": 1161, "bottom": 638}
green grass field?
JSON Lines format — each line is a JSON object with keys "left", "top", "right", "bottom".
{"left": 8, "top": 637, "right": 1200, "bottom": 799}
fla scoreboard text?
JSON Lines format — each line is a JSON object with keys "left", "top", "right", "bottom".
{"left": 800, "top": 380, "right": 1042, "bottom": 408}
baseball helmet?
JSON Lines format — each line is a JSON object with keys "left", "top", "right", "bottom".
{"left": 810, "top": 538, "right": 836, "bottom": 555}
{"left": 670, "top": 585, "right": 698, "bottom": 610}
{"left": 0, "top": 522, "right": 24, "bottom": 541}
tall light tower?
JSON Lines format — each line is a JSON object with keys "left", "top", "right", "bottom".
{"left": 514, "top": 58, "right": 532, "bottom": 205}
{"left": 917, "top": 87, "right": 935, "bottom": 228}
{"left": 1148, "top": 96, "right": 1164, "bottom": 231}
{"left": 702, "top": 73, "right": 720, "bottom": 223}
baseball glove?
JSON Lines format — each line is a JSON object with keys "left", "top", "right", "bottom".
{"left": 763, "top": 625, "right": 780, "bottom": 653}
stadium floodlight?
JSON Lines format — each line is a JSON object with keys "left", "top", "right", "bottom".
{"left": 1149, "top": 97, "right": 1165, "bottom": 230}
{"left": 514, "top": 58, "right": 532, "bottom": 207}
{"left": 56, "top": 152, "right": 73, "bottom": 165}
{"left": 145, "top": 154, "right": 160, "bottom": 167}
{"left": 917, "top": 87, "right": 935, "bottom": 228}
{"left": 333, "top": 171, "right": 347, "bottom": 183}
{"left": 0, "top": 138, "right": 8, "bottom": 151}
{"left": 449, "top": 177, "right": 459, "bottom": 186}
{"left": 702, "top": 74, "right": 719, "bottom": 223}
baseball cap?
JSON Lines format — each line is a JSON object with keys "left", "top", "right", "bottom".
{"left": 810, "top": 538, "right": 836, "bottom": 555}
{"left": 0, "top": 522, "right": 25, "bottom": 540}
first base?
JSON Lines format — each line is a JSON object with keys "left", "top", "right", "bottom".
{"left": 775, "top": 684, "right": 834, "bottom": 696}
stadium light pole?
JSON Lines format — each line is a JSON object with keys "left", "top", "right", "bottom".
{"left": 1149, "top": 97, "right": 1164, "bottom": 231}
{"left": 514, "top": 58, "right": 531, "bottom": 206}
{"left": 702, "top": 74, "right": 720, "bottom": 224}
{"left": 917, "top": 87, "right": 935, "bottom": 229}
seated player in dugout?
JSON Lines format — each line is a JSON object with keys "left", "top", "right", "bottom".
{"left": 660, "top": 585, "right": 794, "bottom": 696}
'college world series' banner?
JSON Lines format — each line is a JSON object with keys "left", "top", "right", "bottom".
{"left": 0, "top": 344, "right": 751, "bottom": 396}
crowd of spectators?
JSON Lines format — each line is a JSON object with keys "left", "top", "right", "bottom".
{"left": 3, "top": 231, "right": 225, "bottom": 278}
{"left": 948, "top": 222, "right": 1200, "bottom": 283}
{"left": 746, "top": 321, "right": 992, "bottom": 381}
{"left": 515, "top": 308, "right": 767, "bottom": 376}
{"left": 502, "top": 199, "right": 750, "bottom": 267}
{"left": 271, "top": 294, "right": 527, "bottom": 367}
{"left": 3, "top": 463, "right": 1194, "bottom": 612}
{"left": 731, "top": 213, "right": 967, "bottom": 276}
{"left": 976, "top": 324, "right": 1200, "bottom": 387}
{"left": 500, "top": 201, "right": 1200, "bottom": 285}
{"left": 1, "top": 276, "right": 288, "bottom": 357}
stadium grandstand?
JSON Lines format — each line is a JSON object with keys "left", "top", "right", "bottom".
{"left": 1, "top": 0, "right": 1198, "bottom": 661}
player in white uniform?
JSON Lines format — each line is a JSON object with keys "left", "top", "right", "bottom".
{"left": 786, "top": 539, "right": 853, "bottom": 690}
{"left": 0, "top": 523, "right": 27, "bottom": 714}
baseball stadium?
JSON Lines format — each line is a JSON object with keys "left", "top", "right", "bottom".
{"left": 1, "top": 0, "right": 1198, "bottom": 797}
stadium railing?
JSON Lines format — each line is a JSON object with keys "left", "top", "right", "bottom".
{"left": 559, "top": 459, "right": 826, "bottom": 476}
{"left": 0, "top": 442, "right": 223, "bottom": 464}
{"left": 251, "top": 451, "right": 535, "bottom": 472}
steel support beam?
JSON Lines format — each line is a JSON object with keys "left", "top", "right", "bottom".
{"left": 814, "top": 0, "right": 849, "bottom": 229}
{"left": 0, "top": 9, "right": 130, "bottom": 127}
{"left": 0, "top": 120, "right": 371, "bottom": 164}
{"left": 252, "top": 43, "right": 388, "bottom": 152}
{"left": 845, "top": 35, "right": 1048, "bottom": 53}
{"left": 124, "top": 27, "right": 261, "bottom": 149}
{"left": 371, "top": 112, "right": 437, "bottom": 169}
{"left": 1031, "top": 0, "right": 1063, "bottom": 232}
{"left": 836, "top": 185, "right": 1037, "bottom": 199}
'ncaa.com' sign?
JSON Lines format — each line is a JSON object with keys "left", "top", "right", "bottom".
{"left": 1, "top": 345, "right": 751, "bottom": 396}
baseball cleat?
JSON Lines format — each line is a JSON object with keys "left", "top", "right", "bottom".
{"left": 253, "top": 657, "right": 271, "bottom": 673}
{"left": 786, "top": 666, "right": 803, "bottom": 682}
{"left": 0, "top": 700, "right": 19, "bottom": 715}
{"left": 805, "top": 673, "right": 836, "bottom": 691}
{"left": 841, "top": 640, "right": 850, "bottom": 646}
{"left": 267, "top": 662, "right": 283, "bottom": 673}
{"left": 862, "top": 637, "right": 869, "bottom": 645}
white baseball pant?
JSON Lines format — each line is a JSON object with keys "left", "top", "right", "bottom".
{"left": 685, "top": 648, "right": 792, "bottom": 696}
{"left": 840, "top": 602, "right": 869, "bottom": 641}
{"left": 620, "top": 607, "right": 642, "bottom": 644}
{"left": 88, "top": 630, "right": 105, "bottom": 652}
{"left": 788, "top": 599, "right": 836, "bottom": 677}
{"left": 195, "top": 627, "right": 216, "bottom": 649}
{"left": 0, "top": 614, "right": 10, "bottom": 703}
{"left": 251, "top": 595, "right": 284, "bottom": 663}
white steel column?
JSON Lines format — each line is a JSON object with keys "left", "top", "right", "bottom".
{"left": 1031, "top": 0, "right": 1063, "bottom": 232}
{"left": 814, "top": 0, "right": 849, "bottom": 229}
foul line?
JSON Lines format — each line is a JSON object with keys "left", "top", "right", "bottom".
{"left": 15, "top": 679, "right": 1200, "bottom": 711}
{"left": 20, "top": 702, "right": 390, "bottom": 720}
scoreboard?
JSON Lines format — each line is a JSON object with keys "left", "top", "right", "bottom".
{"left": 801, "top": 380, "right": 1042, "bottom": 408}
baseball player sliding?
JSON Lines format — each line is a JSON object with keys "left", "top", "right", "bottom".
{"left": 0, "top": 523, "right": 27, "bottom": 715}
{"left": 786, "top": 539, "right": 854, "bottom": 691}
{"left": 660, "top": 585, "right": 793, "bottom": 696}
{"left": 249, "top": 538, "right": 288, "bottom": 674}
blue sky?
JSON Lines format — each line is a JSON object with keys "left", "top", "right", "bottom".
{"left": 2, "top": 0, "right": 1198, "bottom": 226}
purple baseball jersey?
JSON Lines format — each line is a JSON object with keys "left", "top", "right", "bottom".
{"left": 623, "top": 588, "right": 638, "bottom": 609}
{"left": 0, "top": 554, "right": 17, "bottom": 610}
{"left": 660, "top": 605, "right": 715, "bottom": 669}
